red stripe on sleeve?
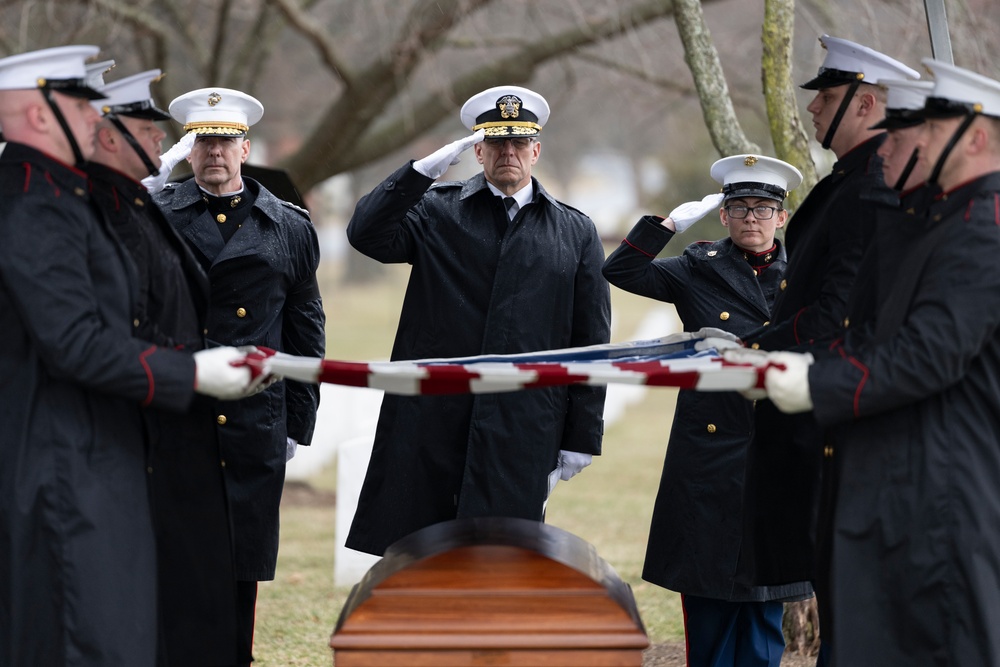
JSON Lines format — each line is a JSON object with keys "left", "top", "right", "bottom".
{"left": 139, "top": 346, "right": 158, "bottom": 406}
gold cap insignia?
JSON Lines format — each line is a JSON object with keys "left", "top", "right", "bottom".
{"left": 498, "top": 95, "right": 521, "bottom": 119}
{"left": 744, "top": 155, "right": 759, "bottom": 167}
{"left": 208, "top": 92, "right": 222, "bottom": 107}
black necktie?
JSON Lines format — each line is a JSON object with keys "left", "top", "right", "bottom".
{"left": 503, "top": 196, "right": 517, "bottom": 219}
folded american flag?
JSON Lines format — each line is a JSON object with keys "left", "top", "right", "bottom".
{"left": 241, "top": 331, "right": 778, "bottom": 396}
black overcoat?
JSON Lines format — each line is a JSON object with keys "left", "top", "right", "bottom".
{"left": 603, "top": 216, "right": 809, "bottom": 602}
{"left": 738, "top": 136, "right": 893, "bottom": 586}
{"left": 0, "top": 143, "right": 196, "bottom": 666}
{"left": 88, "top": 163, "right": 239, "bottom": 665}
{"left": 155, "top": 177, "right": 326, "bottom": 580}
{"left": 809, "top": 173, "right": 1000, "bottom": 666}
{"left": 344, "top": 162, "right": 611, "bottom": 556}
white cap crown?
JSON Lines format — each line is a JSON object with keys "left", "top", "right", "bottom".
{"left": 921, "top": 59, "right": 1000, "bottom": 119}
{"left": 710, "top": 155, "right": 803, "bottom": 201}
{"left": 0, "top": 45, "right": 104, "bottom": 98}
{"left": 460, "top": 85, "right": 550, "bottom": 138}
{"left": 94, "top": 69, "right": 169, "bottom": 119}
{"left": 801, "top": 35, "right": 919, "bottom": 89}
{"left": 168, "top": 87, "right": 263, "bottom": 135}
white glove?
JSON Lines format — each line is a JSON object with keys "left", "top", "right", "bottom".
{"left": 667, "top": 193, "right": 725, "bottom": 233}
{"left": 412, "top": 129, "right": 485, "bottom": 179}
{"left": 693, "top": 326, "right": 743, "bottom": 351}
{"left": 193, "top": 346, "right": 252, "bottom": 400}
{"left": 764, "top": 351, "right": 815, "bottom": 414}
{"left": 722, "top": 347, "right": 775, "bottom": 400}
{"left": 141, "top": 132, "right": 196, "bottom": 193}
{"left": 286, "top": 437, "right": 299, "bottom": 462}
{"left": 545, "top": 450, "right": 593, "bottom": 502}
{"left": 556, "top": 450, "right": 593, "bottom": 481}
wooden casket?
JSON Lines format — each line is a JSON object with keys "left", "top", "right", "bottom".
{"left": 329, "top": 517, "right": 648, "bottom": 666}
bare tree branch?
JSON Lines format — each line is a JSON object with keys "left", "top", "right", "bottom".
{"left": 763, "top": 0, "right": 817, "bottom": 209}
{"left": 268, "top": 0, "right": 353, "bottom": 85}
{"left": 672, "top": 0, "right": 758, "bottom": 156}
{"left": 284, "top": 0, "right": 695, "bottom": 187}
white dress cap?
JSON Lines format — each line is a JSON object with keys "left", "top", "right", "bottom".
{"left": 883, "top": 79, "right": 935, "bottom": 112}
{"left": 871, "top": 79, "right": 934, "bottom": 130}
{"left": 168, "top": 87, "right": 264, "bottom": 136}
{"left": 85, "top": 60, "right": 116, "bottom": 89}
{"left": 921, "top": 58, "right": 1000, "bottom": 119}
{"left": 710, "top": 155, "right": 803, "bottom": 202}
{"left": 801, "top": 35, "right": 919, "bottom": 90}
{"left": 94, "top": 69, "right": 170, "bottom": 120}
{"left": 0, "top": 45, "right": 103, "bottom": 98}
{"left": 460, "top": 85, "right": 550, "bottom": 138}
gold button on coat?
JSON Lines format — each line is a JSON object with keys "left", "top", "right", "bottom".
{"left": 217, "top": 415, "right": 227, "bottom": 425}
{"left": 236, "top": 307, "right": 247, "bottom": 318}
{"left": 719, "top": 312, "right": 730, "bottom": 321}
{"left": 751, "top": 343, "right": 760, "bottom": 350}
{"left": 843, "top": 317, "right": 850, "bottom": 328}
{"left": 216, "top": 214, "right": 227, "bottom": 223}
{"left": 780, "top": 279, "right": 788, "bottom": 291}
{"left": 707, "top": 424, "right": 717, "bottom": 434}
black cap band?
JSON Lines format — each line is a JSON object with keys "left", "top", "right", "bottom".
{"left": 39, "top": 77, "right": 104, "bottom": 100}
{"left": 101, "top": 100, "right": 170, "bottom": 121}
{"left": 801, "top": 67, "right": 865, "bottom": 91}
{"left": 918, "top": 96, "right": 987, "bottom": 120}
{"left": 871, "top": 107, "right": 925, "bottom": 131}
{"left": 723, "top": 181, "right": 786, "bottom": 201}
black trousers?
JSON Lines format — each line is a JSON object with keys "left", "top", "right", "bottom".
{"left": 236, "top": 580, "right": 258, "bottom": 666}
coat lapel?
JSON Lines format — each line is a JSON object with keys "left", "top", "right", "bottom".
{"left": 704, "top": 241, "right": 774, "bottom": 318}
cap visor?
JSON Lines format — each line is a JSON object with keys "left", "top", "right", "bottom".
{"left": 124, "top": 107, "right": 171, "bottom": 121}
{"left": 62, "top": 85, "right": 106, "bottom": 100}
{"left": 800, "top": 73, "right": 852, "bottom": 91}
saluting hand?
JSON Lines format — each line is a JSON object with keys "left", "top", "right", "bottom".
{"left": 663, "top": 193, "right": 725, "bottom": 233}
{"left": 142, "top": 132, "right": 196, "bottom": 194}
{"left": 413, "top": 129, "right": 485, "bottom": 180}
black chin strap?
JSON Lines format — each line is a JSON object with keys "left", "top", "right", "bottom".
{"left": 41, "top": 88, "right": 85, "bottom": 167}
{"left": 822, "top": 79, "right": 863, "bottom": 150}
{"left": 928, "top": 113, "right": 977, "bottom": 186}
{"left": 893, "top": 147, "right": 920, "bottom": 191}
{"left": 106, "top": 114, "right": 160, "bottom": 178}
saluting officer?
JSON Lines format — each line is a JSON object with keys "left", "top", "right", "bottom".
{"left": 604, "top": 155, "right": 811, "bottom": 667}
{"left": 345, "top": 85, "right": 611, "bottom": 557}
{"left": 153, "top": 88, "right": 326, "bottom": 667}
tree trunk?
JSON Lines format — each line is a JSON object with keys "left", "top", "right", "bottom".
{"left": 783, "top": 598, "right": 821, "bottom": 656}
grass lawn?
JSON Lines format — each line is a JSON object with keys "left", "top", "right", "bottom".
{"left": 251, "top": 253, "right": 685, "bottom": 666}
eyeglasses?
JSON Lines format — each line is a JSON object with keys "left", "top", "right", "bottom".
{"left": 725, "top": 205, "right": 782, "bottom": 220}
{"left": 483, "top": 137, "right": 534, "bottom": 150}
